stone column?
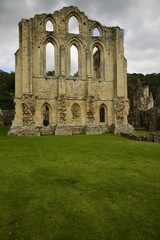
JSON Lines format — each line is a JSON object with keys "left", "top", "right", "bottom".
{"left": 86, "top": 95, "right": 102, "bottom": 134}
{"left": 114, "top": 96, "right": 134, "bottom": 135}
{"left": 55, "top": 95, "right": 72, "bottom": 135}
{"left": 21, "top": 20, "right": 32, "bottom": 94}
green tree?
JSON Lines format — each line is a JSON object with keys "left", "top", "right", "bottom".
{"left": 127, "top": 73, "right": 160, "bottom": 99}
{"left": 0, "top": 70, "right": 15, "bottom": 110}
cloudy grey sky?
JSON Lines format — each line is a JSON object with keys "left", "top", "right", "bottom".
{"left": 0, "top": 0, "right": 160, "bottom": 74}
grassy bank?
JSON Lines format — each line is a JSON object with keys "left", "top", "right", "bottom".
{"left": 0, "top": 126, "right": 160, "bottom": 240}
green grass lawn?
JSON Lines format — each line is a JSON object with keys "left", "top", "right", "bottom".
{"left": 135, "top": 130, "right": 149, "bottom": 136}
{"left": 0, "top": 126, "right": 160, "bottom": 240}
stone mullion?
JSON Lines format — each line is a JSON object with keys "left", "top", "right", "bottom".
{"left": 21, "top": 20, "right": 31, "bottom": 94}
{"left": 86, "top": 48, "right": 91, "bottom": 78}
{"left": 60, "top": 45, "right": 66, "bottom": 75}
{"left": 29, "top": 21, "right": 33, "bottom": 94}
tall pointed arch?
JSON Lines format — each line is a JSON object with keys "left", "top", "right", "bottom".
{"left": 46, "top": 42, "right": 55, "bottom": 76}
{"left": 66, "top": 37, "right": 84, "bottom": 78}
{"left": 93, "top": 46, "right": 101, "bottom": 79}
{"left": 46, "top": 20, "right": 54, "bottom": 31}
{"left": 93, "top": 27, "right": 100, "bottom": 37}
{"left": 42, "top": 103, "right": 51, "bottom": 126}
{"left": 99, "top": 104, "right": 107, "bottom": 123}
{"left": 70, "top": 44, "right": 78, "bottom": 76}
{"left": 68, "top": 16, "right": 79, "bottom": 34}
{"left": 92, "top": 42, "right": 105, "bottom": 79}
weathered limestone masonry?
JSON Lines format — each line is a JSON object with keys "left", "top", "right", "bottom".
{"left": 8, "top": 6, "right": 134, "bottom": 136}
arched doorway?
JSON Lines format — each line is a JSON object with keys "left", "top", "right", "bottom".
{"left": 100, "top": 105, "right": 105, "bottom": 123}
{"left": 43, "top": 104, "right": 50, "bottom": 126}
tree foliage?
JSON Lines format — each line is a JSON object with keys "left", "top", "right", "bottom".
{"left": 0, "top": 70, "right": 15, "bottom": 110}
{"left": 127, "top": 73, "right": 160, "bottom": 99}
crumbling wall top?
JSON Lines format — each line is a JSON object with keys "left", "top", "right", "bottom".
{"left": 18, "top": 6, "right": 123, "bottom": 37}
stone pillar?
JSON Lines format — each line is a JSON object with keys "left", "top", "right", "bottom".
{"left": 55, "top": 95, "right": 72, "bottom": 135}
{"left": 60, "top": 45, "right": 66, "bottom": 75}
{"left": 86, "top": 95, "right": 102, "bottom": 134}
{"left": 114, "top": 96, "right": 134, "bottom": 135}
{"left": 21, "top": 93, "right": 35, "bottom": 126}
{"left": 21, "top": 20, "right": 32, "bottom": 94}
{"left": 86, "top": 48, "right": 91, "bottom": 78}
{"left": 58, "top": 74, "right": 66, "bottom": 96}
{"left": 8, "top": 93, "right": 40, "bottom": 136}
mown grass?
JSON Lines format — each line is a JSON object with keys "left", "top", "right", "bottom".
{"left": 135, "top": 130, "right": 149, "bottom": 135}
{"left": 0, "top": 126, "right": 160, "bottom": 240}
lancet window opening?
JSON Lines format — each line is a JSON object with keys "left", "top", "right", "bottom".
{"left": 100, "top": 105, "right": 105, "bottom": 123}
{"left": 68, "top": 16, "right": 79, "bottom": 34}
{"left": 93, "top": 27, "right": 100, "bottom": 37}
{"left": 43, "top": 104, "right": 50, "bottom": 126}
{"left": 93, "top": 46, "right": 101, "bottom": 79}
{"left": 46, "top": 42, "right": 55, "bottom": 76}
{"left": 46, "top": 20, "right": 54, "bottom": 31}
{"left": 70, "top": 44, "right": 79, "bottom": 76}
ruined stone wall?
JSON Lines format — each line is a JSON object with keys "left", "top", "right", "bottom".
{"left": 9, "top": 6, "right": 132, "bottom": 136}
{"left": 128, "top": 80, "right": 154, "bottom": 129}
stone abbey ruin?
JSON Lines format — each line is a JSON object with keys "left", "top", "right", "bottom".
{"left": 9, "top": 6, "right": 134, "bottom": 136}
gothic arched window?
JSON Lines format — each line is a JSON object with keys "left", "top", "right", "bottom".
{"left": 93, "top": 46, "right": 101, "bottom": 79}
{"left": 46, "top": 20, "right": 54, "bottom": 31}
{"left": 43, "top": 104, "right": 50, "bottom": 126}
{"left": 93, "top": 27, "right": 100, "bottom": 37}
{"left": 46, "top": 42, "right": 55, "bottom": 76}
{"left": 70, "top": 44, "right": 78, "bottom": 76}
{"left": 68, "top": 16, "right": 79, "bottom": 34}
{"left": 100, "top": 105, "right": 105, "bottom": 122}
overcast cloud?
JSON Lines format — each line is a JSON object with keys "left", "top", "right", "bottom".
{"left": 0, "top": 0, "right": 160, "bottom": 74}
